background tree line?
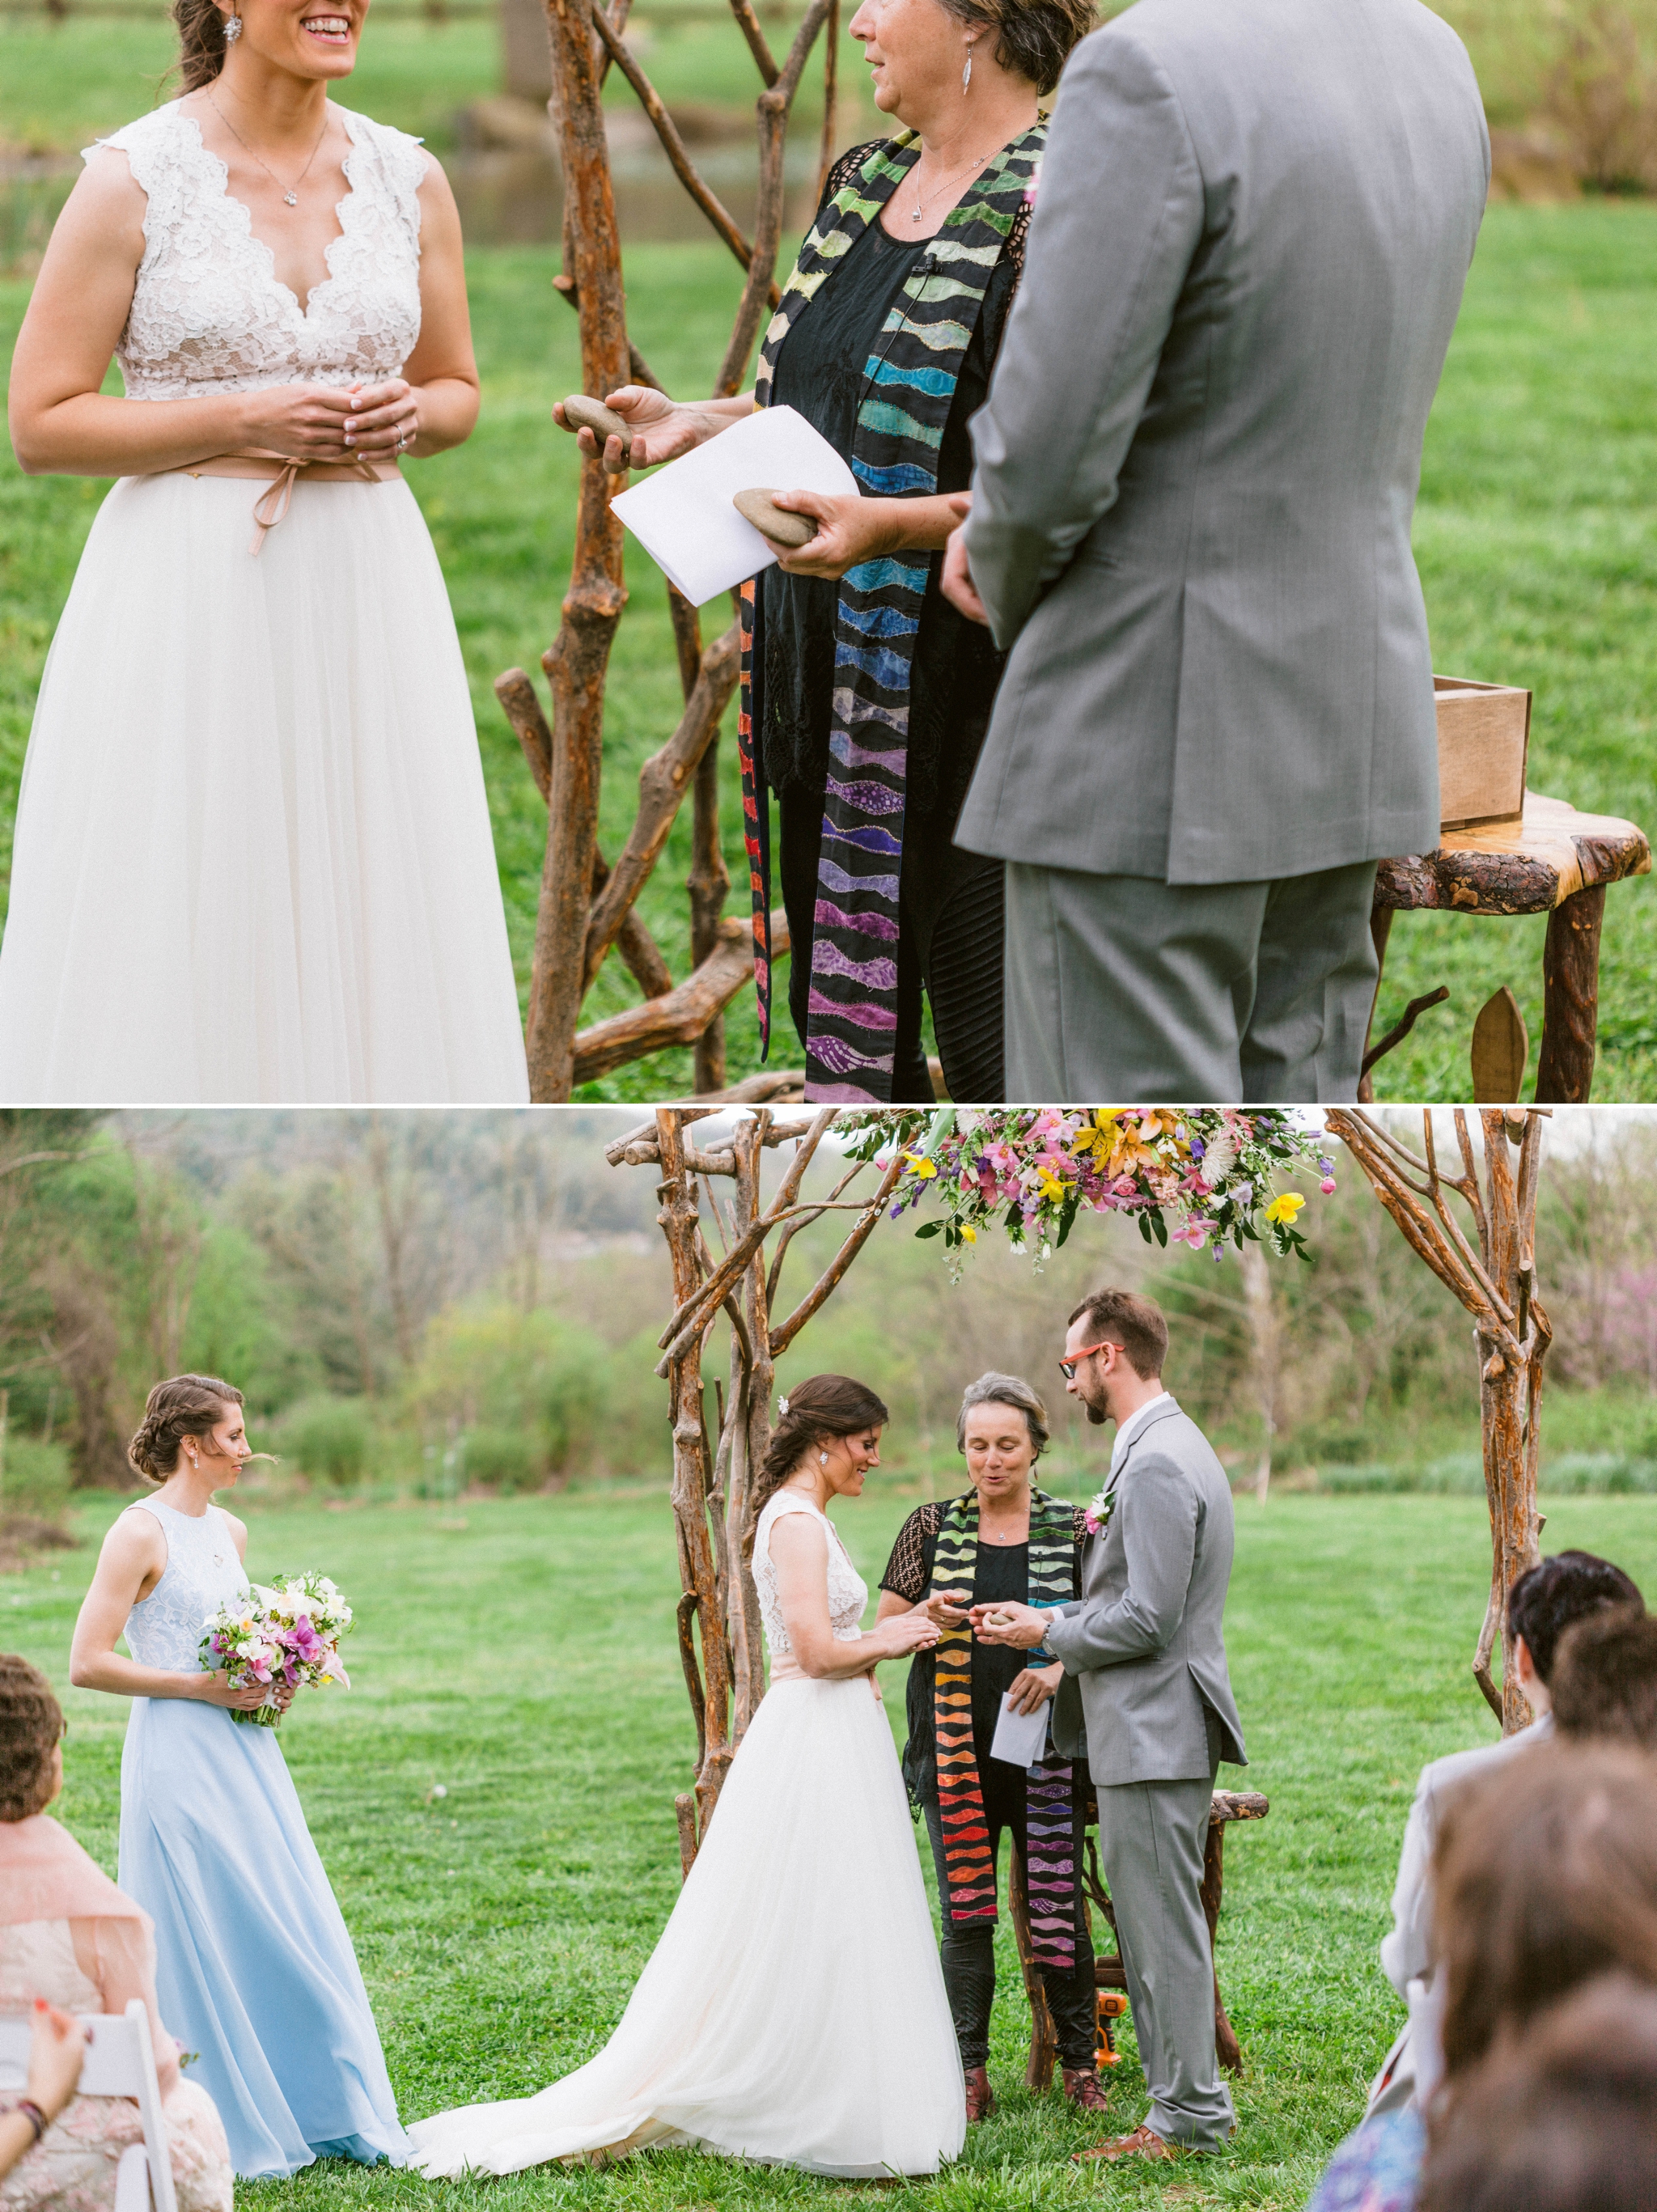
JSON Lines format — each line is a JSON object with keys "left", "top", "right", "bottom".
{"left": 2, "top": 1110, "right": 1655, "bottom": 1530}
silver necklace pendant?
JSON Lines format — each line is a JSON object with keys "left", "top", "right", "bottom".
{"left": 283, "top": 190, "right": 298, "bottom": 206}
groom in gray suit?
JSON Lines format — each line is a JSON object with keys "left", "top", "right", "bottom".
{"left": 942, "top": 0, "right": 1492, "bottom": 1100}
{"left": 974, "top": 1287, "right": 1245, "bottom": 2160}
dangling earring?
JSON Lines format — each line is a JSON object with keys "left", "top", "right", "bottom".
{"left": 223, "top": 9, "right": 243, "bottom": 43}
{"left": 819, "top": 1451, "right": 828, "bottom": 1466}
{"left": 962, "top": 41, "right": 973, "bottom": 92}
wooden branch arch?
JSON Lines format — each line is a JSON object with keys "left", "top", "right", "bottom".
{"left": 1326, "top": 1107, "right": 1553, "bottom": 1735}
{"left": 507, "top": 0, "right": 842, "bottom": 1099}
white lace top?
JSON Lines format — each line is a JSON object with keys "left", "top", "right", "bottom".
{"left": 87, "top": 99, "right": 427, "bottom": 400}
{"left": 752, "top": 1491, "right": 868, "bottom": 1658}
{"left": 121, "top": 1498, "right": 248, "bottom": 1673}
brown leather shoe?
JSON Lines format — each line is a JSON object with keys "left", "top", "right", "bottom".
{"left": 1062, "top": 2066, "right": 1109, "bottom": 2112}
{"left": 964, "top": 2066, "right": 995, "bottom": 2123}
{"left": 1072, "top": 2123, "right": 1181, "bottom": 2163}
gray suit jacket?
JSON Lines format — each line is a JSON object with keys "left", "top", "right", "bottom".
{"left": 1048, "top": 1397, "right": 1246, "bottom": 1786}
{"left": 954, "top": 0, "right": 1490, "bottom": 886}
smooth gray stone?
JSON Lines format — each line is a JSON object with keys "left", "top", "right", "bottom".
{"left": 733, "top": 487, "right": 816, "bottom": 549}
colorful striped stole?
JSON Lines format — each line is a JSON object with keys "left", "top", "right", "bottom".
{"left": 737, "top": 122, "right": 1046, "bottom": 1099}
{"left": 930, "top": 1488, "right": 1080, "bottom": 1969}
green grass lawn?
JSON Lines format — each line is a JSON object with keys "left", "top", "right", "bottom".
{"left": 9, "top": 1485, "right": 1657, "bottom": 2210}
{"left": 2, "top": 82, "right": 1655, "bottom": 1096}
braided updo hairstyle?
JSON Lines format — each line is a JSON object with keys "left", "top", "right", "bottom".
{"left": 0, "top": 1653, "right": 64, "bottom": 1824}
{"left": 172, "top": 0, "right": 231, "bottom": 94}
{"left": 128, "top": 1373, "right": 245, "bottom": 1484}
{"left": 743, "top": 1374, "right": 889, "bottom": 1558}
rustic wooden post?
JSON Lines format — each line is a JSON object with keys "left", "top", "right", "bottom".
{"left": 507, "top": 0, "right": 843, "bottom": 1099}
{"left": 1326, "top": 1108, "right": 1553, "bottom": 1731}
{"left": 526, "top": 0, "right": 630, "bottom": 1101}
{"left": 609, "top": 1106, "right": 905, "bottom": 1862}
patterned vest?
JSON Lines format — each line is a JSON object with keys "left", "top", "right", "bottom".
{"left": 737, "top": 123, "right": 1046, "bottom": 1100}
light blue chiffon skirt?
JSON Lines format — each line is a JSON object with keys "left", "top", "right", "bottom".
{"left": 119, "top": 1697, "right": 409, "bottom": 2179}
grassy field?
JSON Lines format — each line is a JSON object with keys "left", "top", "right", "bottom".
{"left": 8, "top": 1485, "right": 1657, "bottom": 2210}
{"left": 2, "top": 15, "right": 1655, "bottom": 1099}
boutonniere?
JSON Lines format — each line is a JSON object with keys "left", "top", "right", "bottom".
{"left": 1083, "top": 1485, "right": 1117, "bottom": 1539}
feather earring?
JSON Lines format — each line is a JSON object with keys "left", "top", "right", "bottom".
{"left": 962, "top": 42, "right": 973, "bottom": 91}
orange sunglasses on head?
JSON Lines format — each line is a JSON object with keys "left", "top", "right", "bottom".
{"left": 1058, "top": 1340, "right": 1118, "bottom": 1382}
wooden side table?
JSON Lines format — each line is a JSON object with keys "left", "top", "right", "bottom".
{"left": 1363, "top": 793, "right": 1651, "bottom": 1103}
{"left": 1009, "top": 1789, "right": 1269, "bottom": 2089}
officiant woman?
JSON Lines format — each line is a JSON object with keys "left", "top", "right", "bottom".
{"left": 559, "top": 0, "right": 1094, "bottom": 1103}
{"left": 875, "top": 1375, "right": 1102, "bottom": 2120}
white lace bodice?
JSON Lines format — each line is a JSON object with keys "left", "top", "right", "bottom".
{"left": 121, "top": 1498, "right": 248, "bottom": 1673}
{"left": 87, "top": 100, "right": 426, "bottom": 400}
{"left": 752, "top": 1492, "right": 868, "bottom": 1659}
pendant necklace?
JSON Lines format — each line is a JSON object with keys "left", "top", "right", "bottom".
{"left": 208, "top": 89, "right": 330, "bottom": 207}
{"left": 909, "top": 147, "right": 990, "bottom": 223}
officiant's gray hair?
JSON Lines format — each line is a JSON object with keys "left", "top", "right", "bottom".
{"left": 957, "top": 1373, "right": 1049, "bottom": 1460}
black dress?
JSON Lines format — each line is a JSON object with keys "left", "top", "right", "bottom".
{"left": 880, "top": 1496, "right": 1096, "bottom": 2074}
{"left": 758, "top": 144, "right": 1028, "bottom": 1104}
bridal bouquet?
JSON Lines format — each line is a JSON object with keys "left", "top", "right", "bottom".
{"left": 198, "top": 1573, "right": 354, "bottom": 1727}
{"left": 844, "top": 1107, "right": 1336, "bottom": 1273}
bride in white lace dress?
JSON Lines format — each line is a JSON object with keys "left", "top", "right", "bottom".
{"left": 408, "top": 1375, "right": 966, "bottom": 2180}
{"left": 0, "top": 0, "right": 528, "bottom": 1103}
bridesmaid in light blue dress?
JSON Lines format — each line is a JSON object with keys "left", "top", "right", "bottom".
{"left": 69, "top": 1373, "right": 408, "bottom": 2180}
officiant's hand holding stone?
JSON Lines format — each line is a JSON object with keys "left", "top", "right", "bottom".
{"left": 969, "top": 1600, "right": 1053, "bottom": 1649}
{"left": 554, "top": 385, "right": 746, "bottom": 472}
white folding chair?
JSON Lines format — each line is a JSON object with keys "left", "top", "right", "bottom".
{"left": 0, "top": 2001, "right": 178, "bottom": 2212}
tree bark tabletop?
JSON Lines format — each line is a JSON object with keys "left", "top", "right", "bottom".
{"left": 1375, "top": 792, "right": 1650, "bottom": 916}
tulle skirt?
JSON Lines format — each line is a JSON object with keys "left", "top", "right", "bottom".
{"left": 0, "top": 469, "right": 528, "bottom": 1103}
{"left": 119, "top": 1697, "right": 409, "bottom": 2180}
{"left": 407, "top": 1676, "right": 966, "bottom": 2180}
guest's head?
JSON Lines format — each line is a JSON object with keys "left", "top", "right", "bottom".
{"left": 0, "top": 1654, "right": 65, "bottom": 1824}
{"left": 1420, "top": 1975, "right": 1657, "bottom": 2212}
{"left": 1552, "top": 1604, "right": 1657, "bottom": 1752}
{"left": 1432, "top": 1742, "right": 1657, "bottom": 2087}
{"left": 1506, "top": 1549, "right": 1643, "bottom": 1716}
{"left": 128, "top": 1374, "right": 251, "bottom": 1488}
{"left": 850, "top": 0, "right": 1096, "bottom": 129}
{"left": 1062, "top": 1287, "right": 1167, "bottom": 1427}
{"left": 746, "top": 1375, "right": 890, "bottom": 1549}
{"left": 957, "top": 1372, "right": 1049, "bottom": 1502}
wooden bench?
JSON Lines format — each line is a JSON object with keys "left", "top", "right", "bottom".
{"left": 1362, "top": 793, "right": 1651, "bottom": 1103}
{"left": 1008, "top": 1788, "right": 1269, "bottom": 2088}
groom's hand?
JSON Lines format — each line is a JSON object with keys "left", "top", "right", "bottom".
{"left": 940, "top": 498, "right": 989, "bottom": 627}
{"left": 969, "top": 1600, "right": 1053, "bottom": 1649}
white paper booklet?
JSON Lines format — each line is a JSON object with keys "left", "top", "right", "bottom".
{"left": 609, "top": 405, "right": 859, "bottom": 607}
{"left": 989, "top": 1688, "right": 1051, "bottom": 1769}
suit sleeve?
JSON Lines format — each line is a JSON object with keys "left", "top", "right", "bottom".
{"left": 1379, "top": 1771, "right": 1438, "bottom": 1998}
{"left": 1047, "top": 1456, "right": 1198, "bottom": 1672}
{"left": 961, "top": 22, "right": 1204, "bottom": 646}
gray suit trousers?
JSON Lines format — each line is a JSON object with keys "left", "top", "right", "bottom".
{"left": 1003, "top": 858, "right": 1380, "bottom": 1102}
{"left": 1098, "top": 1769, "right": 1234, "bottom": 2150}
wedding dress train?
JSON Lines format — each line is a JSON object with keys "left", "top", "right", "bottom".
{"left": 407, "top": 1491, "right": 964, "bottom": 2178}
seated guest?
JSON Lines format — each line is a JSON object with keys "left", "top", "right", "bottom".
{"left": 0, "top": 1655, "right": 231, "bottom": 2212}
{"left": 1307, "top": 1740, "right": 1657, "bottom": 2212}
{"left": 1418, "top": 1974, "right": 1657, "bottom": 2212}
{"left": 1553, "top": 1604, "right": 1657, "bottom": 1751}
{"left": 1367, "top": 1549, "right": 1642, "bottom": 2117}
{"left": 0, "top": 2007, "right": 84, "bottom": 2187}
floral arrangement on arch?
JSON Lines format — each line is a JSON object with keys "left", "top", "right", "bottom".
{"left": 841, "top": 1108, "right": 1335, "bottom": 1266}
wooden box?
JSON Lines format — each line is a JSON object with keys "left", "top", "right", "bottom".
{"left": 1435, "top": 674, "right": 1532, "bottom": 834}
